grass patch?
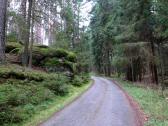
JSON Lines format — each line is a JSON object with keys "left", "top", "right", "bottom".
{"left": 22, "top": 81, "right": 92, "bottom": 126}
{"left": 113, "top": 78, "right": 168, "bottom": 126}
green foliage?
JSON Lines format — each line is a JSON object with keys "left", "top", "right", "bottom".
{"left": 63, "top": 61, "right": 76, "bottom": 72}
{"left": 43, "top": 75, "right": 69, "bottom": 96}
{"left": 71, "top": 76, "right": 83, "bottom": 87}
{"left": 72, "top": 73, "right": 90, "bottom": 87}
{"left": 53, "top": 32, "right": 70, "bottom": 49}
{"left": 66, "top": 52, "right": 77, "bottom": 63}
{"left": 43, "top": 58, "right": 60, "bottom": 66}
{"left": 32, "top": 46, "right": 77, "bottom": 69}
{"left": 0, "top": 67, "right": 44, "bottom": 81}
{"left": 7, "top": 32, "right": 18, "bottom": 42}
{"left": 5, "top": 42, "right": 77, "bottom": 73}
{"left": 0, "top": 83, "right": 54, "bottom": 125}
{"left": 0, "top": 65, "right": 85, "bottom": 125}
{"left": 6, "top": 42, "right": 22, "bottom": 54}
{"left": 114, "top": 78, "right": 168, "bottom": 126}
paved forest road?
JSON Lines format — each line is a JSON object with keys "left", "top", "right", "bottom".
{"left": 40, "top": 77, "right": 138, "bottom": 126}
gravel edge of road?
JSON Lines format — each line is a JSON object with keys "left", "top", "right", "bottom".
{"left": 38, "top": 80, "right": 94, "bottom": 126}
{"left": 108, "top": 78, "right": 146, "bottom": 126}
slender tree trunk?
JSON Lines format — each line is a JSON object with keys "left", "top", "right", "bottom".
{"left": 158, "top": 43, "right": 165, "bottom": 93}
{"left": 23, "top": 0, "right": 33, "bottom": 66}
{"left": 20, "top": 0, "right": 27, "bottom": 43}
{"left": 0, "top": 0, "right": 7, "bottom": 64}
{"left": 28, "top": 0, "right": 35, "bottom": 68}
{"left": 107, "top": 50, "right": 111, "bottom": 76}
{"left": 131, "top": 58, "right": 134, "bottom": 82}
{"left": 150, "top": 40, "right": 158, "bottom": 84}
{"left": 21, "top": 0, "right": 27, "bottom": 19}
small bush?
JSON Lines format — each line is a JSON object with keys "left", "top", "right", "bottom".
{"left": 66, "top": 52, "right": 77, "bottom": 62}
{"left": 0, "top": 83, "right": 54, "bottom": 125}
{"left": 43, "top": 74, "right": 69, "bottom": 96}
{"left": 72, "top": 74, "right": 90, "bottom": 87}
{"left": 43, "top": 58, "right": 60, "bottom": 66}
{"left": 81, "top": 73, "right": 90, "bottom": 83}
{"left": 72, "top": 76, "right": 83, "bottom": 87}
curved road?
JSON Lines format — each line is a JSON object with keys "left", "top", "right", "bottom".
{"left": 40, "top": 77, "right": 138, "bottom": 126}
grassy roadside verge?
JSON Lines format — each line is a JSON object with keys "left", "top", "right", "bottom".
{"left": 113, "top": 78, "right": 168, "bottom": 126}
{"left": 22, "top": 80, "right": 93, "bottom": 126}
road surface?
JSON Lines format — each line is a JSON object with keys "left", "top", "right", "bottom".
{"left": 40, "top": 77, "right": 139, "bottom": 126}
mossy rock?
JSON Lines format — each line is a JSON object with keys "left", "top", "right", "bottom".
{"left": 63, "top": 61, "right": 76, "bottom": 73}
{"left": 0, "top": 67, "right": 44, "bottom": 82}
{"left": 6, "top": 42, "right": 22, "bottom": 54}
{"left": 35, "top": 45, "right": 49, "bottom": 48}
{"left": 42, "top": 58, "right": 61, "bottom": 67}
{"left": 49, "top": 48, "right": 69, "bottom": 58}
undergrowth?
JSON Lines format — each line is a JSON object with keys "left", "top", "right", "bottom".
{"left": 113, "top": 78, "right": 168, "bottom": 126}
{"left": 0, "top": 65, "right": 90, "bottom": 126}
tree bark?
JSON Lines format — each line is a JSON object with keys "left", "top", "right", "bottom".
{"left": 22, "top": 0, "right": 33, "bottom": 66}
{"left": 158, "top": 43, "right": 165, "bottom": 93}
{"left": 19, "top": 0, "right": 27, "bottom": 43}
{"left": 150, "top": 40, "right": 158, "bottom": 84}
{"left": 28, "top": 0, "right": 35, "bottom": 68}
{"left": 0, "top": 0, "right": 7, "bottom": 64}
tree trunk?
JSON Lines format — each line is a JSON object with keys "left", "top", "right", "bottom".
{"left": 28, "top": 0, "right": 35, "bottom": 68}
{"left": 131, "top": 58, "right": 134, "bottom": 82}
{"left": 0, "top": 0, "right": 7, "bottom": 64}
{"left": 158, "top": 43, "right": 165, "bottom": 93}
{"left": 22, "top": 0, "right": 33, "bottom": 66}
{"left": 150, "top": 40, "right": 158, "bottom": 84}
{"left": 19, "top": 0, "right": 27, "bottom": 43}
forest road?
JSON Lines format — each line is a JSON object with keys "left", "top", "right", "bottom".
{"left": 40, "top": 77, "right": 139, "bottom": 126}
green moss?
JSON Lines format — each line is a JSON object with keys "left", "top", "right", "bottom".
{"left": 43, "top": 58, "right": 60, "bottom": 67}
{"left": 0, "top": 67, "right": 44, "bottom": 82}
{"left": 66, "top": 52, "right": 77, "bottom": 62}
{"left": 52, "top": 48, "right": 69, "bottom": 57}
{"left": 31, "top": 47, "right": 77, "bottom": 69}
{"left": 6, "top": 42, "right": 22, "bottom": 54}
{"left": 63, "top": 61, "right": 76, "bottom": 72}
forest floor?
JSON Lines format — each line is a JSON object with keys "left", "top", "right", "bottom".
{"left": 40, "top": 77, "right": 143, "bottom": 126}
{"left": 113, "top": 78, "right": 168, "bottom": 126}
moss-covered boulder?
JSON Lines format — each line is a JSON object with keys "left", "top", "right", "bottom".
{"left": 31, "top": 46, "right": 77, "bottom": 73}
{"left": 6, "top": 42, "right": 22, "bottom": 54}
{"left": 5, "top": 42, "right": 77, "bottom": 73}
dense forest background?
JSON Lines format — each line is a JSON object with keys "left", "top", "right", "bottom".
{"left": 0, "top": 0, "right": 93, "bottom": 72}
{"left": 90, "top": 0, "right": 168, "bottom": 90}
{"left": 0, "top": 0, "right": 168, "bottom": 91}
